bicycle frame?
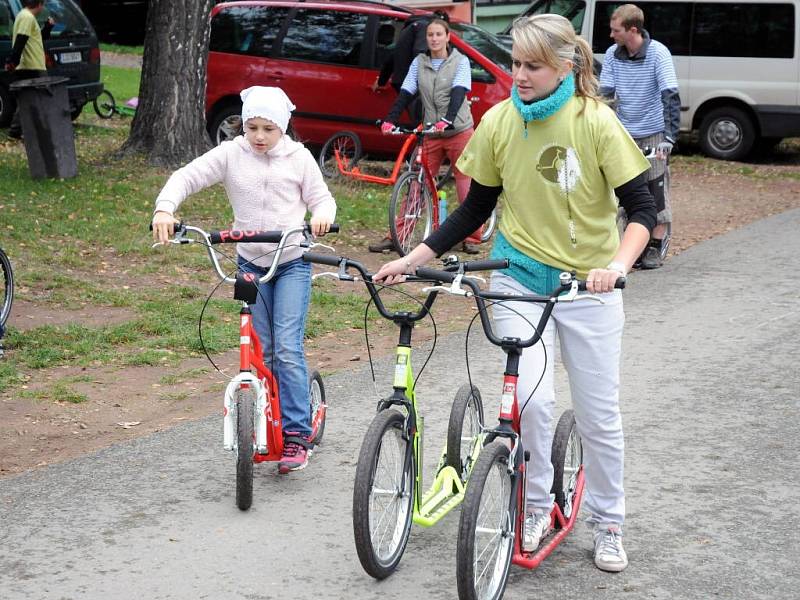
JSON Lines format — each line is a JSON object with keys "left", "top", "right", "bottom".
{"left": 415, "top": 268, "right": 623, "bottom": 570}
{"left": 334, "top": 130, "right": 418, "bottom": 186}
{"left": 163, "top": 223, "right": 330, "bottom": 463}
{"left": 303, "top": 253, "right": 482, "bottom": 527}
{"left": 386, "top": 324, "right": 474, "bottom": 527}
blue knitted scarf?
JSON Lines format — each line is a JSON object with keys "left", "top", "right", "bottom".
{"left": 511, "top": 73, "right": 576, "bottom": 137}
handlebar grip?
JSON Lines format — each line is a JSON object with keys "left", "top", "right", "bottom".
{"left": 148, "top": 220, "right": 183, "bottom": 232}
{"left": 415, "top": 266, "right": 456, "bottom": 283}
{"left": 302, "top": 252, "right": 343, "bottom": 266}
{"left": 327, "top": 223, "right": 340, "bottom": 233}
{"left": 209, "top": 230, "right": 283, "bottom": 244}
{"left": 577, "top": 277, "right": 626, "bottom": 290}
{"left": 462, "top": 259, "right": 509, "bottom": 272}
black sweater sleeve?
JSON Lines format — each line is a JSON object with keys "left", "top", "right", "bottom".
{"left": 617, "top": 172, "right": 657, "bottom": 232}
{"left": 9, "top": 34, "right": 29, "bottom": 66}
{"left": 424, "top": 181, "right": 502, "bottom": 255}
{"left": 386, "top": 89, "right": 415, "bottom": 124}
{"left": 444, "top": 86, "right": 468, "bottom": 124}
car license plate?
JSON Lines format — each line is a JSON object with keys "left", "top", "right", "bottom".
{"left": 60, "top": 51, "right": 82, "bottom": 64}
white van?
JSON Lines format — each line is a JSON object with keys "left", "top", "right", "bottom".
{"left": 504, "top": 0, "right": 800, "bottom": 160}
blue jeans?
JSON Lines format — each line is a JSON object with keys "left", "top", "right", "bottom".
{"left": 237, "top": 256, "right": 312, "bottom": 435}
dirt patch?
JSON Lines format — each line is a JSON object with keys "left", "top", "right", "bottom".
{"left": 2, "top": 144, "right": 800, "bottom": 477}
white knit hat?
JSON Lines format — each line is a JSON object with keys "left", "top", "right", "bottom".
{"left": 240, "top": 86, "right": 296, "bottom": 133}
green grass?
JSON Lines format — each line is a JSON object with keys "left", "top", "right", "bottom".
{"left": 0, "top": 68, "right": 392, "bottom": 393}
{"left": 99, "top": 43, "right": 144, "bottom": 56}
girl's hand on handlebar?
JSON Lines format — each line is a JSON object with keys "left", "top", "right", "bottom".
{"left": 373, "top": 257, "right": 409, "bottom": 285}
{"left": 309, "top": 215, "right": 332, "bottom": 237}
{"left": 152, "top": 211, "right": 181, "bottom": 245}
{"left": 586, "top": 267, "right": 624, "bottom": 294}
{"left": 381, "top": 121, "right": 395, "bottom": 134}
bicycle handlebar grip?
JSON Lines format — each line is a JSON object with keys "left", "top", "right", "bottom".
{"left": 577, "top": 277, "right": 626, "bottom": 290}
{"left": 209, "top": 230, "right": 283, "bottom": 244}
{"left": 415, "top": 266, "right": 456, "bottom": 283}
{"left": 462, "top": 259, "right": 509, "bottom": 272}
{"left": 302, "top": 252, "right": 343, "bottom": 266}
{"left": 148, "top": 220, "right": 183, "bottom": 232}
{"left": 327, "top": 223, "right": 340, "bottom": 233}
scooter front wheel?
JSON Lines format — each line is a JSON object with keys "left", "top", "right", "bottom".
{"left": 352, "top": 409, "right": 414, "bottom": 579}
{"left": 456, "top": 440, "right": 516, "bottom": 600}
{"left": 235, "top": 387, "right": 255, "bottom": 511}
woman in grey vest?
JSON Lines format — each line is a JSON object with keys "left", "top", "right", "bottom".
{"left": 368, "top": 17, "right": 482, "bottom": 255}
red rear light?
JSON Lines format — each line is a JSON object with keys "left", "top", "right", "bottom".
{"left": 89, "top": 47, "right": 101, "bottom": 65}
{"left": 45, "top": 53, "right": 55, "bottom": 68}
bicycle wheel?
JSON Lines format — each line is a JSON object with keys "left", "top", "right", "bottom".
{"left": 308, "top": 370, "right": 326, "bottom": 445}
{"left": 456, "top": 440, "right": 516, "bottom": 600}
{"left": 0, "top": 248, "right": 13, "bottom": 330}
{"left": 480, "top": 209, "right": 497, "bottom": 243}
{"left": 93, "top": 90, "right": 116, "bottom": 119}
{"left": 550, "top": 409, "right": 582, "bottom": 527}
{"left": 389, "top": 170, "right": 434, "bottom": 257}
{"left": 353, "top": 408, "right": 414, "bottom": 579}
{"left": 235, "top": 387, "right": 255, "bottom": 511}
{"left": 445, "top": 383, "right": 484, "bottom": 480}
{"left": 318, "top": 131, "right": 361, "bottom": 178}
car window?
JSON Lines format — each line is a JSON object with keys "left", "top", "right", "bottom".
{"left": 209, "top": 6, "right": 291, "bottom": 57}
{"left": 450, "top": 22, "right": 511, "bottom": 80}
{"left": 0, "top": 0, "right": 12, "bottom": 41}
{"left": 279, "top": 8, "right": 369, "bottom": 66}
{"left": 41, "top": 0, "right": 93, "bottom": 38}
{"left": 504, "top": 0, "right": 587, "bottom": 35}
{"left": 693, "top": 2, "right": 795, "bottom": 58}
{"left": 593, "top": 2, "right": 692, "bottom": 55}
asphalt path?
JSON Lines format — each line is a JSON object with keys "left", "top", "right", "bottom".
{"left": 2, "top": 209, "right": 798, "bottom": 599}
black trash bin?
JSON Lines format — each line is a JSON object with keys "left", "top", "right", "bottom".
{"left": 9, "top": 76, "right": 78, "bottom": 180}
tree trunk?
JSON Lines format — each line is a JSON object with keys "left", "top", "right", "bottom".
{"left": 119, "top": 0, "right": 215, "bottom": 168}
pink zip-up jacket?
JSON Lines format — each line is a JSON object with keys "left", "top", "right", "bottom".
{"left": 155, "top": 135, "right": 336, "bottom": 267}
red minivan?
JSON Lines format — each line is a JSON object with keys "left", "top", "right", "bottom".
{"left": 205, "top": 0, "right": 513, "bottom": 154}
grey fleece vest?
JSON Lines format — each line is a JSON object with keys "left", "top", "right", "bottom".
{"left": 416, "top": 48, "right": 473, "bottom": 137}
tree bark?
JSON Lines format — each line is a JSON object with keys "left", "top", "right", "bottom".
{"left": 119, "top": 0, "right": 215, "bottom": 168}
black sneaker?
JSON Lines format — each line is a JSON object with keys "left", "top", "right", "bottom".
{"left": 368, "top": 238, "right": 394, "bottom": 253}
{"left": 639, "top": 244, "right": 663, "bottom": 269}
{"left": 461, "top": 242, "right": 480, "bottom": 255}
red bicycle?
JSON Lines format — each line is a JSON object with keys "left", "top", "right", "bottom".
{"left": 157, "top": 222, "right": 338, "bottom": 510}
{"left": 413, "top": 265, "right": 624, "bottom": 600}
{"left": 319, "top": 124, "right": 496, "bottom": 256}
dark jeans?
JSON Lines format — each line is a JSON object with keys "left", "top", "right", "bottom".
{"left": 9, "top": 69, "right": 47, "bottom": 137}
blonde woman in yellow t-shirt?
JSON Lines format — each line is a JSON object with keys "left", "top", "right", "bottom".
{"left": 375, "top": 14, "right": 656, "bottom": 574}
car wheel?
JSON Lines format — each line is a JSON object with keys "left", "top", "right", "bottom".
{"left": 698, "top": 106, "right": 756, "bottom": 161}
{"left": 0, "top": 84, "right": 14, "bottom": 127}
{"left": 208, "top": 103, "right": 243, "bottom": 146}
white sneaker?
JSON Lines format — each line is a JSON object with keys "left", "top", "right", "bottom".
{"left": 522, "top": 510, "right": 551, "bottom": 552}
{"left": 593, "top": 525, "right": 628, "bottom": 572}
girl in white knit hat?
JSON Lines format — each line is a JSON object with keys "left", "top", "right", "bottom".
{"left": 152, "top": 86, "right": 336, "bottom": 473}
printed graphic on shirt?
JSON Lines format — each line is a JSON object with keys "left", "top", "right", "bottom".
{"left": 536, "top": 145, "right": 582, "bottom": 195}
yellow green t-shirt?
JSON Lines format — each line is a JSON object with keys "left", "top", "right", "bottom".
{"left": 13, "top": 8, "right": 45, "bottom": 71}
{"left": 456, "top": 95, "right": 650, "bottom": 278}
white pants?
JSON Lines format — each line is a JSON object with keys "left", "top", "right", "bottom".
{"left": 490, "top": 272, "right": 626, "bottom": 527}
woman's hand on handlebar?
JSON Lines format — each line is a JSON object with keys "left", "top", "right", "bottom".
{"left": 152, "top": 211, "right": 181, "bottom": 245}
{"left": 309, "top": 214, "right": 333, "bottom": 237}
{"left": 586, "top": 266, "right": 625, "bottom": 294}
{"left": 373, "top": 257, "right": 409, "bottom": 285}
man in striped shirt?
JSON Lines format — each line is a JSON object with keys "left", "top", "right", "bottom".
{"left": 600, "top": 4, "right": 680, "bottom": 269}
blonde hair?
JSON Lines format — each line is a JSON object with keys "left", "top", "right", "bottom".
{"left": 511, "top": 14, "right": 599, "bottom": 108}
{"left": 612, "top": 4, "right": 645, "bottom": 31}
